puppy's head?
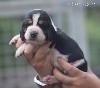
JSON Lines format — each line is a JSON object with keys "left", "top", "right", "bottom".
{"left": 20, "top": 9, "right": 57, "bottom": 42}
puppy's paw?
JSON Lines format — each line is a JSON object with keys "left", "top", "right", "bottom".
{"left": 15, "top": 49, "right": 23, "bottom": 58}
{"left": 9, "top": 34, "right": 20, "bottom": 45}
{"left": 15, "top": 44, "right": 26, "bottom": 58}
{"left": 43, "top": 75, "right": 59, "bottom": 85}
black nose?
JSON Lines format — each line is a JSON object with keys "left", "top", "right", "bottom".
{"left": 30, "top": 32, "right": 38, "bottom": 38}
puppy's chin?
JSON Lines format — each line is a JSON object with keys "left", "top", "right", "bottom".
{"left": 25, "top": 37, "right": 46, "bottom": 45}
{"left": 29, "top": 38, "right": 45, "bottom": 43}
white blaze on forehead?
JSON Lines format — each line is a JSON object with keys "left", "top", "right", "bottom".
{"left": 34, "top": 9, "right": 42, "bottom": 11}
{"left": 33, "top": 13, "right": 40, "bottom": 26}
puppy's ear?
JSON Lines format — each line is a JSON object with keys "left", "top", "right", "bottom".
{"left": 50, "top": 18, "right": 57, "bottom": 32}
{"left": 45, "top": 24, "right": 57, "bottom": 42}
{"left": 20, "top": 23, "right": 26, "bottom": 41}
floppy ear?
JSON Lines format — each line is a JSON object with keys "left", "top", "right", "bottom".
{"left": 20, "top": 23, "right": 26, "bottom": 41}
{"left": 43, "top": 16, "right": 58, "bottom": 42}
{"left": 50, "top": 17, "right": 57, "bottom": 32}
{"left": 45, "top": 23, "right": 57, "bottom": 42}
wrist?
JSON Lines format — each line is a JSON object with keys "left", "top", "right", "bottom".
{"left": 34, "top": 75, "right": 46, "bottom": 86}
{"left": 16, "top": 38, "right": 24, "bottom": 48}
{"left": 34, "top": 75, "right": 52, "bottom": 88}
{"left": 34, "top": 66, "right": 53, "bottom": 79}
{"left": 34, "top": 75, "right": 61, "bottom": 88}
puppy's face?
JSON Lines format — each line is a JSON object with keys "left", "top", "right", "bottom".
{"left": 20, "top": 9, "right": 57, "bottom": 42}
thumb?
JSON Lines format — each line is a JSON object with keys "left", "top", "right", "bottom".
{"left": 57, "top": 58, "right": 82, "bottom": 77}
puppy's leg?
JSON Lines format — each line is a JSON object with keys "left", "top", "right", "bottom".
{"left": 15, "top": 43, "right": 26, "bottom": 58}
{"left": 43, "top": 75, "right": 60, "bottom": 85}
{"left": 9, "top": 34, "right": 20, "bottom": 45}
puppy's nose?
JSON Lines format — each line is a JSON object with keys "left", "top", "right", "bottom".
{"left": 30, "top": 32, "right": 38, "bottom": 38}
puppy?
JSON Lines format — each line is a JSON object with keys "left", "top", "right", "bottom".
{"left": 9, "top": 9, "right": 88, "bottom": 86}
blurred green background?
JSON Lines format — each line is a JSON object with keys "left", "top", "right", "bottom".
{"left": 87, "top": 7, "right": 100, "bottom": 68}
{"left": 0, "top": 0, "right": 100, "bottom": 88}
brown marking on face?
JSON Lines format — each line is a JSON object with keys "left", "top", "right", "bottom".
{"left": 27, "top": 19, "right": 33, "bottom": 25}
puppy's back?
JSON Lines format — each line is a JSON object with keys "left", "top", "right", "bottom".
{"left": 54, "top": 29, "right": 88, "bottom": 72}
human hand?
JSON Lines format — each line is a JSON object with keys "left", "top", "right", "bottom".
{"left": 23, "top": 42, "right": 54, "bottom": 79}
{"left": 53, "top": 58, "right": 100, "bottom": 88}
{"left": 10, "top": 35, "right": 53, "bottom": 79}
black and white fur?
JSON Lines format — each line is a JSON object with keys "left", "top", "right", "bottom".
{"left": 9, "top": 9, "right": 88, "bottom": 87}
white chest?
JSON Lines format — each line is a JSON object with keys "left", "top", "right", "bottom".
{"left": 51, "top": 49, "right": 68, "bottom": 69}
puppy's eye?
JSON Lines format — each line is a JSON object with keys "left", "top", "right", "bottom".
{"left": 38, "top": 20, "right": 45, "bottom": 25}
{"left": 27, "top": 20, "right": 33, "bottom": 25}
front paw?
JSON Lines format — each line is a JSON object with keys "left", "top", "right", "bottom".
{"left": 15, "top": 49, "right": 23, "bottom": 58}
{"left": 9, "top": 34, "right": 20, "bottom": 45}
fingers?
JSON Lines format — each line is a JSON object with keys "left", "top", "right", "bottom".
{"left": 24, "top": 42, "right": 52, "bottom": 66}
{"left": 53, "top": 68, "right": 74, "bottom": 85}
{"left": 24, "top": 44, "right": 34, "bottom": 56}
{"left": 24, "top": 44, "right": 35, "bottom": 63}
{"left": 16, "top": 38, "right": 24, "bottom": 48}
{"left": 45, "top": 46, "right": 54, "bottom": 61}
{"left": 33, "top": 42, "right": 51, "bottom": 62}
{"left": 57, "top": 58, "right": 82, "bottom": 77}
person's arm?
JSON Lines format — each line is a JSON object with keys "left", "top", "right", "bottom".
{"left": 53, "top": 58, "right": 100, "bottom": 88}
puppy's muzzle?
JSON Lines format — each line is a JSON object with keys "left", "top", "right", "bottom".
{"left": 30, "top": 32, "right": 38, "bottom": 39}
